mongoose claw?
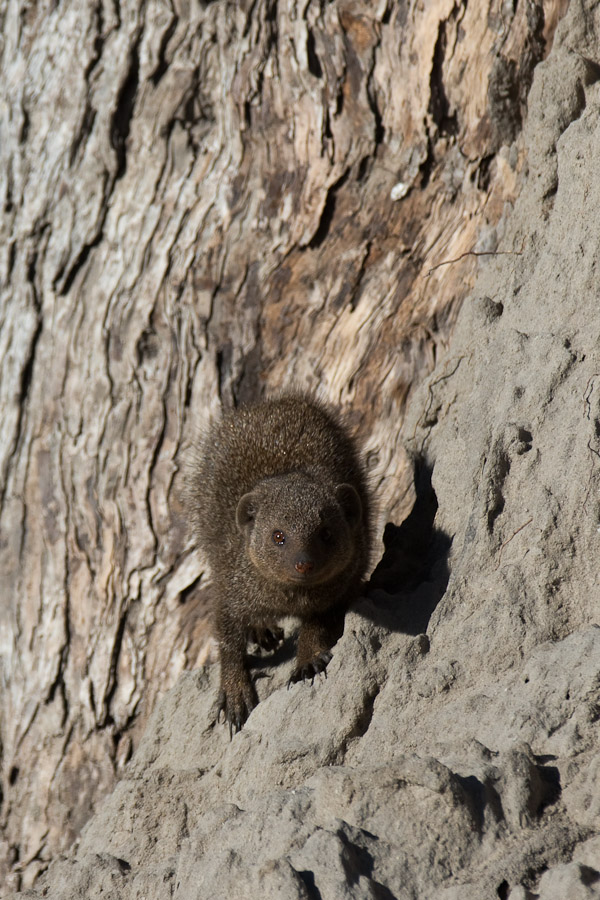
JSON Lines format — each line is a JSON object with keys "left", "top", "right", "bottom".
{"left": 214, "top": 684, "right": 257, "bottom": 738}
{"left": 288, "top": 650, "right": 333, "bottom": 687}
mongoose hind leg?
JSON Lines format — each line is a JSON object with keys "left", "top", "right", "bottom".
{"left": 248, "top": 624, "right": 285, "bottom": 653}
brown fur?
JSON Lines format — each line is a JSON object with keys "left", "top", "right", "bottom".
{"left": 185, "top": 394, "right": 372, "bottom": 734}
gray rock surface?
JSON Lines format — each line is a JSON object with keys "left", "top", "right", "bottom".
{"left": 18, "top": 3, "right": 600, "bottom": 898}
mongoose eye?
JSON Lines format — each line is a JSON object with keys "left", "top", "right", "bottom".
{"left": 272, "top": 530, "right": 286, "bottom": 545}
{"left": 320, "top": 527, "right": 333, "bottom": 544}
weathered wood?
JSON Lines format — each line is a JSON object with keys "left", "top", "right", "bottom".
{"left": 0, "top": 0, "right": 566, "bottom": 888}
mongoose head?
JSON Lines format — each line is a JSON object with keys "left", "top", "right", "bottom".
{"left": 236, "top": 473, "right": 362, "bottom": 587}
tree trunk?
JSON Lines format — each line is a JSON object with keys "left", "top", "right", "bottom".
{"left": 0, "top": 0, "right": 566, "bottom": 889}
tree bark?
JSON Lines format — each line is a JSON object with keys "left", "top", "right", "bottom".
{"left": 0, "top": 0, "right": 567, "bottom": 888}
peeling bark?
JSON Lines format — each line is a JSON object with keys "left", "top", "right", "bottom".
{"left": 0, "top": 0, "right": 567, "bottom": 889}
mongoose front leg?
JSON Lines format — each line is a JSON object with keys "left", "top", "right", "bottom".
{"left": 288, "top": 608, "right": 345, "bottom": 685}
{"left": 215, "top": 609, "right": 257, "bottom": 737}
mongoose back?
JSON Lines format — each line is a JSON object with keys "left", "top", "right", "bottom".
{"left": 186, "top": 393, "right": 372, "bottom": 735}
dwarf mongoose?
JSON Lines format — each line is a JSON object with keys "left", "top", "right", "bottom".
{"left": 186, "top": 394, "right": 372, "bottom": 734}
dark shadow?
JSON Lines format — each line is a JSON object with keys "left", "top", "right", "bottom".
{"left": 336, "top": 825, "right": 399, "bottom": 900}
{"left": 297, "top": 825, "right": 399, "bottom": 900}
{"left": 246, "top": 635, "right": 296, "bottom": 670}
{"left": 580, "top": 867, "right": 600, "bottom": 887}
{"left": 297, "top": 870, "right": 323, "bottom": 900}
{"left": 536, "top": 763, "right": 562, "bottom": 814}
{"left": 453, "top": 773, "right": 503, "bottom": 834}
{"left": 363, "top": 457, "right": 452, "bottom": 635}
{"left": 454, "top": 760, "right": 561, "bottom": 834}
{"left": 496, "top": 880, "right": 509, "bottom": 899}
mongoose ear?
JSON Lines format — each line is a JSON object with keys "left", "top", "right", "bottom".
{"left": 335, "top": 483, "right": 362, "bottom": 527}
{"left": 236, "top": 492, "right": 259, "bottom": 532}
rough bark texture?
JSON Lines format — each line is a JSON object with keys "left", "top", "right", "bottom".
{"left": 0, "top": 0, "right": 571, "bottom": 892}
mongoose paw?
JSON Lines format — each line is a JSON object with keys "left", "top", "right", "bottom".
{"left": 215, "top": 683, "right": 258, "bottom": 739}
{"left": 288, "top": 650, "right": 333, "bottom": 688}
{"left": 248, "top": 625, "right": 285, "bottom": 653}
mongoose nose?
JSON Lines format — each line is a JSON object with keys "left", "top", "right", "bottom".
{"left": 295, "top": 560, "right": 314, "bottom": 575}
